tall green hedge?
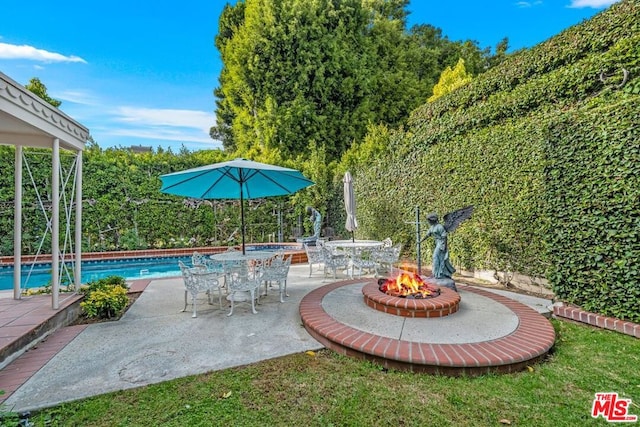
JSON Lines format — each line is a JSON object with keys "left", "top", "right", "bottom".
{"left": 0, "top": 146, "right": 304, "bottom": 255}
{"left": 353, "top": 106, "right": 549, "bottom": 279}
{"left": 545, "top": 99, "right": 640, "bottom": 322}
{"left": 347, "top": 0, "right": 639, "bottom": 321}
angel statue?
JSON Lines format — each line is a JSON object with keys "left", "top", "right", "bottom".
{"left": 307, "top": 206, "right": 322, "bottom": 239}
{"left": 422, "top": 206, "right": 474, "bottom": 291}
{"left": 298, "top": 206, "right": 322, "bottom": 245}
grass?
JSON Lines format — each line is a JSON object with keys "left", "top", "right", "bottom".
{"left": 20, "top": 320, "right": 640, "bottom": 426}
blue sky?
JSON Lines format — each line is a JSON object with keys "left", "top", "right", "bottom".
{"left": 0, "top": 0, "right": 621, "bottom": 152}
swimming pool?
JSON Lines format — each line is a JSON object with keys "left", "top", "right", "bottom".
{"left": 0, "top": 245, "right": 302, "bottom": 291}
{"left": 0, "top": 256, "right": 197, "bottom": 291}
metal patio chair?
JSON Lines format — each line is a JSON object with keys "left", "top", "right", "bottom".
{"left": 226, "top": 262, "right": 262, "bottom": 316}
{"left": 373, "top": 243, "right": 402, "bottom": 276}
{"left": 261, "top": 252, "right": 292, "bottom": 302}
{"left": 320, "top": 245, "right": 349, "bottom": 279}
{"left": 178, "top": 261, "right": 222, "bottom": 318}
{"left": 350, "top": 247, "right": 379, "bottom": 278}
{"left": 191, "top": 251, "right": 206, "bottom": 268}
{"left": 303, "top": 243, "right": 324, "bottom": 277}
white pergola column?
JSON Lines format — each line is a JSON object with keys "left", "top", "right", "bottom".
{"left": 13, "top": 146, "right": 23, "bottom": 300}
{"left": 52, "top": 138, "right": 60, "bottom": 309}
{"left": 74, "top": 150, "right": 83, "bottom": 291}
{"left": 2, "top": 71, "right": 89, "bottom": 306}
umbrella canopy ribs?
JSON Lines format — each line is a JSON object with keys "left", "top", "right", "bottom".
{"left": 160, "top": 158, "right": 314, "bottom": 254}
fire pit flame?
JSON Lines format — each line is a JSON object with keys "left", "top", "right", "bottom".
{"left": 379, "top": 272, "right": 440, "bottom": 299}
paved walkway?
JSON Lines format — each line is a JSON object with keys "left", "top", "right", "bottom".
{"left": 1, "top": 265, "right": 553, "bottom": 412}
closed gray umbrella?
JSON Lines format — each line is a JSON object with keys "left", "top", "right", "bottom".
{"left": 343, "top": 171, "right": 358, "bottom": 242}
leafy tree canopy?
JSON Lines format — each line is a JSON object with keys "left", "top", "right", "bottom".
{"left": 428, "top": 58, "right": 473, "bottom": 102}
{"left": 212, "top": 0, "right": 498, "bottom": 162}
{"left": 25, "top": 77, "right": 62, "bottom": 108}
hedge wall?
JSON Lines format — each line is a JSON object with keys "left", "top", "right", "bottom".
{"left": 545, "top": 99, "right": 639, "bottom": 322}
{"left": 348, "top": 0, "right": 639, "bottom": 320}
{"left": 354, "top": 103, "right": 550, "bottom": 279}
{"left": 0, "top": 147, "right": 303, "bottom": 255}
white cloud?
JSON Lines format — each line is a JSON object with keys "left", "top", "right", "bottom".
{"left": 515, "top": 1, "right": 542, "bottom": 8}
{"left": 568, "top": 0, "right": 620, "bottom": 8}
{"left": 0, "top": 42, "right": 86, "bottom": 63}
{"left": 56, "top": 89, "right": 99, "bottom": 106}
{"left": 108, "top": 127, "right": 214, "bottom": 144}
{"left": 115, "top": 107, "right": 214, "bottom": 132}
{"left": 107, "top": 106, "right": 216, "bottom": 144}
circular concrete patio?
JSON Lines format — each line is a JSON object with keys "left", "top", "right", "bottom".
{"left": 300, "top": 278, "right": 556, "bottom": 376}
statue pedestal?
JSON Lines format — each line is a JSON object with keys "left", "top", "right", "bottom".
{"left": 423, "top": 276, "right": 458, "bottom": 292}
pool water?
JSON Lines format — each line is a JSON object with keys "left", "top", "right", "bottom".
{"left": 0, "top": 245, "right": 301, "bottom": 291}
{"left": 0, "top": 256, "right": 202, "bottom": 291}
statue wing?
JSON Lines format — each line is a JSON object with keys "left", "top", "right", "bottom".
{"left": 443, "top": 205, "right": 474, "bottom": 233}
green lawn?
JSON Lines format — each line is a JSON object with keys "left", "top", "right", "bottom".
{"left": 21, "top": 320, "right": 640, "bottom": 426}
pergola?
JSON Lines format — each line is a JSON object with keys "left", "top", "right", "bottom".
{"left": 0, "top": 72, "right": 89, "bottom": 309}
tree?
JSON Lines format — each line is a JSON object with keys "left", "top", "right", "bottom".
{"left": 488, "top": 37, "right": 510, "bottom": 69}
{"left": 364, "top": 1, "right": 424, "bottom": 127}
{"left": 212, "top": 0, "right": 491, "bottom": 161}
{"left": 25, "top": 77, "right": 62, "bottom": 108}
{"left": 362, "top": 0, "right": 409, "bottom": 22}
{"left": 428, "top": 58, "right": 473, "bottom": 102}
{"left": 211, "top": 2, "right": 247, "bottom": 151}
{"left": 216, "top": 0, "right": 371, "bottom": 161}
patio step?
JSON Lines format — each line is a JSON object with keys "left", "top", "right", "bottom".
{"left": 0, "top": 294, "right": 84, "bottom": 370}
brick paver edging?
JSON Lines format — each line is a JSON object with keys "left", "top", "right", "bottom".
{"left": 553, "top": 303, "right": 640, "bottom": 338}
{"left": 0, "top": 280, "right": 153, "bottom": 403}
{"left": 362, "top": 282, "right": 461, "bottom": 318}
{"left": 300, "top": 280, "right": 556, "bottom": 376}
{"left": 0, "top": 325, "right": 88, "bottom": 403}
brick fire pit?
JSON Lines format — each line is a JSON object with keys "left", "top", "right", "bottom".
{"left": 362, "top": 281, "right": 460, "bottom": 318}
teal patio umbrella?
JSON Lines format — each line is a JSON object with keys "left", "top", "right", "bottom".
{"left": 160, "top": 158, "right": 314, "bottom": 254}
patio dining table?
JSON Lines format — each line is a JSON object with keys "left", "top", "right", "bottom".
{"left": 210, "top": 250, "right": 276, "bottom": 304}
{"left": 324, "top": 240, "right": 383, "bottom": 278}
{"left": 324, "top": 240, "right": 384, "bottom": 250}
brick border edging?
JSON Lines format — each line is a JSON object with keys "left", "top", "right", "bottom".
{"left": 0, "top": 294, "right": 84, "bottom": 368}
{"left": 553, "top": 303, "right": 640, "bottom": 338}
{"left": 0, "top": 244, "right": 308, "bottom": 266}
{"left": 0, "top": 325, "right": 88, "bottom": 404}
{"left": 0, "top": 279, "right": 154, "bottom": 403}
{"left": 362, "top": 282, "right": 461, "bottom": 318}
{"left": 300, "top": 280, "right": 556, "bottom": 376}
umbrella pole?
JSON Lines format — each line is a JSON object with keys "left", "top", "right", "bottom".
{"left": 240, "top": 185, "right": 246, "bottom": 255}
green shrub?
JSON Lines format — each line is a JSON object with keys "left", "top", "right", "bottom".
{"left": 81, "top": 275, "right": 127, "bottom": 294}
{"left": 0, "top": 390, "right": 20, "bottom": 426}
{"left": 80, "top": 276, "right": 129, "bottom": 319}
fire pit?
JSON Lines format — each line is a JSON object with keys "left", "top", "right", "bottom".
{"left": 362, "top": 272, "right": 460, "bottom": 318}
{"left": 379, "top": 271, "right": 441, "bottom": 298}
{"left": 300, "top": 279, "right": 556, "bottom": 375}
